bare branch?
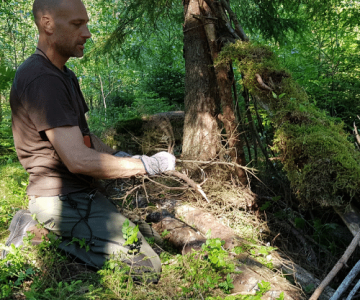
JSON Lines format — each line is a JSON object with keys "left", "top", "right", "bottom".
{"left": 165, "top": 170, "right": 210, "bottom": 202}
{"left": 203, "top": 0, "right": 240, "bottom": 40}
{"left": 220, "top": 0, "right": 249, "bottom": 41}
{"left": 354, "top": 120, "right": 360, "bottom": 147}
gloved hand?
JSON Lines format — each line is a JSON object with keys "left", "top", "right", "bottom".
{"left": 133, "top": 152, "right": 176, "bottom": 175}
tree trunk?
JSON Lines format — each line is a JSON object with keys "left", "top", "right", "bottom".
{"left": 181, "top": 0, "right": 220, "bottom": 160}
{"left": 201, "top": 1, "right": 247, "bottom": 183}
{"left": 181, "top": 0, "right": 248, "bottom": 184}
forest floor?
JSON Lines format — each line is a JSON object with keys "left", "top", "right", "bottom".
{"left": 1, "top": 160, "right": 359, "bottom": 300}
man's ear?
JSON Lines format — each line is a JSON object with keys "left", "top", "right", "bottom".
{"left": 40, "top": 15, "right": 54, "bottom": 34}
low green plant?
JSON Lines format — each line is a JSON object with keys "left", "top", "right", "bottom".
{"left": 202, "top": 238, "right": 234, "bottom": 272}
{"left": 218, "top": 273, "right": 235, "bottom": 293}
{"left": 98, "top": 257, "right": 134, "bottom": 298}
{"left": 67, "top": 237, "right": 91, "bottom": 252}
{"left": 161, "top": 229, "right": 170, "bottom": 238}
{"left": 161, "top": 238, "right": 237, "bottom": 298}
{"left": 122, "top": 219, "right": 142, "bottom": 253}
{"left": 243, "top": 244, "right": 276, "bottom": 269}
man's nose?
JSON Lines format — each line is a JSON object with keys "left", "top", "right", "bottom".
{"left": 82, "top": 25, "right": 92, "bottom": 39}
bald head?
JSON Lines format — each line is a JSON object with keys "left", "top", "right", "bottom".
{"left": 33, "top": 0, "right": 64, "bottom": 26}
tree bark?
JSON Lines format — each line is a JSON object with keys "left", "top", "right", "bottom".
{"left": 182, "top": 0, "right": 220, "bottom": 160}
{"left": 182, "top": 0, "right": 248, "bottom": 183}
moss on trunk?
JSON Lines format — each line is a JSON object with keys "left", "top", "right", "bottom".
{"left": 218, "top": 41, "right": 360, "bottom": 206}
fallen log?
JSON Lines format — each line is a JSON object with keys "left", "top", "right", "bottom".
{"left": 153, "top": 208, "right": 303, "bottom": 299}
{"left": 152, "top": 216, "right": 206, "bottom": 255}
{"left": 175, "top": 204, "right": 334, "bottom": 300}
{"left": 175, "top": 204, "right": 244, "bottom": 249}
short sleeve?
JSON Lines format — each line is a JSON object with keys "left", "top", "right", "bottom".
{"left": 23, "top": 75, "right": 78, "bottom": 132}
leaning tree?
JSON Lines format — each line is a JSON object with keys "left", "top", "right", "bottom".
{"left": 103, "top": 0, "right": 360, "bottom": 208}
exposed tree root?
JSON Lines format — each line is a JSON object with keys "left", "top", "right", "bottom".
{"left": 175, "top": 204, "right": 244, "bottom": 249}
{"left": 175, "top": 204, "right": 334, "bottom": 299}
{"left": 153, "top": 206, "right": 303, "bottom": 299}
{"left": 255, "top": 74, "right": 272, "bottom": 91}
{"left": 152, "top": 216, "right": 206, "bottom": 255}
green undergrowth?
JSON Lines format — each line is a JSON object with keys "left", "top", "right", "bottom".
{"left": 218, "top": 41, "right": 360, "bottom": 206}
{"left": 0, "top": 162, "right": 28, "bottom": 242}
{"left": 0, "top": 162, "right": 286, "bottom": 299}
{"left": 0, "top": 234, "right": 284, "bottom": 300}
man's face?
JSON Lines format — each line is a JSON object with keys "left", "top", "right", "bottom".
{"left": 51, "top": 0, "right": 91, "bottom": 59}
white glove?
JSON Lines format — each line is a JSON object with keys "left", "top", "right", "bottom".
{"left": 133, "top": 152, "right": 176, "bottom": 175}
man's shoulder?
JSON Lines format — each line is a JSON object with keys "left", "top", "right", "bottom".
{"left": 18, "top": 55, "right": 56, "bottom": 75}
{"left": 17, "top": 55, "right": 66, "bottom": 83}
{"left": 13, "top": 55, "right": 65, "bottom": 93}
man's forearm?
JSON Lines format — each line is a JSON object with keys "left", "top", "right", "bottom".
{"left": 46, "top": 126, "right": 146, "bottom": 178}
{"left": 71, "top": 149, "right": 146, "bottom": 178}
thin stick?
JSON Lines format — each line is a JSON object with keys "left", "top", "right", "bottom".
{"left": 142, "top": 177, "right": 149, "bottom": 203}
{"left": 176, "top": 159, "right": 256, "bottom": 174}
{"left": 144, "top": 176, "right": 188, "bottom": 191}
{"left": 120, "top": 185, "right": 142, "bottom": 206}
{"left": 176, "top": 158, "right": 265, "bottom": 187}
{"left": 165, "top": 170, "right": 210, "bottom": 203}
{"left": 309, "top": 230, "right": 360, "bottom": 300}
{"left": 354, "top": 121, "right": 360, "bottom": 147}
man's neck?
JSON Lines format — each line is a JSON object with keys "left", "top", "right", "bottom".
{"left": 35, "top": 44, "right": 68, "bottom": 71}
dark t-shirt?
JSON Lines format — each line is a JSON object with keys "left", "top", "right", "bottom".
{"left": 10, "top": 54, "right": 94, "bottom": 196}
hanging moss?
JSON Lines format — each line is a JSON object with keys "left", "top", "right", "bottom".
{"left": 217, "top": 41, "right": 360, "bottom": 206}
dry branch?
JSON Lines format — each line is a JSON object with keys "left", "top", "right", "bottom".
{"left": 164, "top": 170, "right": 210, "bottom": 202}
{"left": 354, "top": 120, "right": 360, "bottom": 147}
{"left": 176, "top": 159, "right": 256, "bottom": 176}
{"left": 219, "top": 0, "right": 249, "bottom": 41}
{"left": 144, "top": 175, "right": 189, "bottom": 191}
{"left": 309, "top": 230, "right": 360, "bottom": 300}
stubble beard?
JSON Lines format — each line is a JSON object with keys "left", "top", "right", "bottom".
{"left": 55, "top": 40, "right": 84, "bottom": 59}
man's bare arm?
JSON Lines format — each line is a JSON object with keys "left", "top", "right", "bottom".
{"left": 45, "top": 125, "right": 146, "bottom": 178}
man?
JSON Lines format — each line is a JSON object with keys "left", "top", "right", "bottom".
{"left": 6, "top": 0, "right": 175, "bottom": 277}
